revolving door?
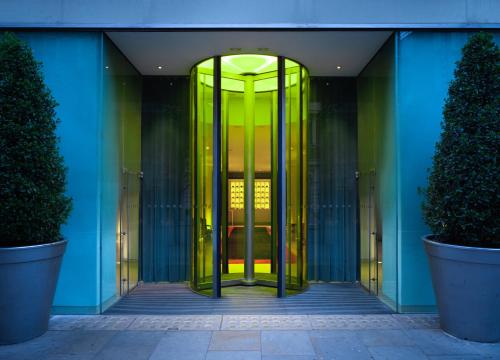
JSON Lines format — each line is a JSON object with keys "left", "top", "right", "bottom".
{"left": 191, "top": 55, "right": 308, "bottom": 297}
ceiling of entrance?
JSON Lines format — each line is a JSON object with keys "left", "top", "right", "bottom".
{"left": 106, "top": 31, "right": 392, "bottom": 76}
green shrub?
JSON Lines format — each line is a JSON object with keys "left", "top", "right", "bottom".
{"left": 0, "top": 32, "right": 72, "bottom": 246}
{"left": 422, "top": 32, "right": 500, "bottom": 247}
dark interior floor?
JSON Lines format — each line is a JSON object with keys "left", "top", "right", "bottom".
{"left": 105, "top": 283, "right": 393, "bottom": 315}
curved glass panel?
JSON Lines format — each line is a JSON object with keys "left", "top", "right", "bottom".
{"left": 190, "top": 59, "right": 214, "bottom": 295}
{"left": 285, "top": 59, "right": 307, "bottom": 292}
{"left": 191, "top": 55, "right": 308, "bottom": 296}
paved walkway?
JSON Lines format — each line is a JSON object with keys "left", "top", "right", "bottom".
{"left": 1, "top": 315, "right": 499, "bottom": 359}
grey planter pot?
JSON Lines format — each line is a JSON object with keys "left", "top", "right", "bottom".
{"left": 0, "top": 240, "right": 66, "bottom": 344}
{"left": 424, "top": 235, "right": 500, "bottom": 343}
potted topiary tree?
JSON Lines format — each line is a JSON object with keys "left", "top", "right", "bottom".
{"left": 422, "top": 32, "right": 500, "bottom": 343}
{"left": 0, "top": 32, "right": 72, "bottom": 344}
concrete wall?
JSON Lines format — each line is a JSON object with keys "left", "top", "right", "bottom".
{"left": 1, "top": 1, "right": 499, "bottom": 29}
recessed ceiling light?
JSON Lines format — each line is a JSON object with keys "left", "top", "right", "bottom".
{"left": 336, "top": 66, "right": 342, "bottom": 70}
{"left": 157, "top": 65, "right": 163, "bottom": 70}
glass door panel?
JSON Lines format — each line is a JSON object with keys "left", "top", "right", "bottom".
{"left": 118, "top": 170, "right": 140, "bottom": 296}
{"left": 285, "top": 60, "right": 307, "bottom": 292}
{"left": 191, "top": 60, "right": 214, "bottom": 295}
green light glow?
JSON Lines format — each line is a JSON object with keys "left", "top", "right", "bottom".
{"left": 222, "top": 54, "right": 277, "bottom": 74}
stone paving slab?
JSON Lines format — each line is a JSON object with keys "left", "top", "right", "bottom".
{"left": 49, "top": 315, "right": 136, "bottom": 330}
{"left": 2, "top": 314, "right": 498, "bottom": 360}
{"left": 222, "top": 315, "right": 311, "bottom": 330}
{"left": 393, "top": 314, "right": 440, "bottom": 329}
{"left": 48, "top": 314, "right": 441, "bottom": 332}
{"left": 309, "top": 314, "right": 401, "bottom": 330}
{"left": 128, "top": 315, "right": 222, "bottom": 331}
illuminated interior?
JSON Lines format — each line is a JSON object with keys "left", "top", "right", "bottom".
{"left": 190, "top": 54, "right": 308, "bottom": 295}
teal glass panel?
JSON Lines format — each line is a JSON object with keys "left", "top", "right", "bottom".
{"left": 18, "top": 32, "right": 103, "bottom": 312}
{"left": 357, "top": 36, "right": 397, "bottom": 309}
{"left": 396, "top": 31, "right": 500, "bottom": 311}
{"left": 102, "top": 35, "right": 142, "bottom": 306}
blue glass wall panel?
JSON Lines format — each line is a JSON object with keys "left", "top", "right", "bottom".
{"left": 395, "top": 31, "right": 500, "bottom": 311}
{"left": 18, "top": 32, "right": 103, "bottom": 312}
{"left": 18, "top": 32, "right": 141, "bottom": 313}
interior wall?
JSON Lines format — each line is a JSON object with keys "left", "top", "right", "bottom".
{"left": 141, "top": 76, "right": 191, "bottom": 282}
{"left": 100, "top": 35, "right": 142, "bottom": 309}
{"left": 357, "top": 35, "right": 398, "bottom": 309}
{"left": 308, "top": 77, "right": 358, "bottom": 282}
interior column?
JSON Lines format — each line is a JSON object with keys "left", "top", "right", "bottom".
{"left": 243, "top": 75, "right": 256, "bottom": 284}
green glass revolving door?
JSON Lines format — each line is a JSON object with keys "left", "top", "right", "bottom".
{"left": 190, "top": 55, "right": 309, "bottom": 297}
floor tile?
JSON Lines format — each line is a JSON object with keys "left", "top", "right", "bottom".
{"left": 427, "top": 355, "right": 497, "bottom": 359}
{"left": 50, "top": 330, "right": 116, "bottom": 358}
{"left": 128, "top": 315, "right": 221, "bottom": 331}
{"left": 368, "top": 345, "right": 427, "bottom": 360}
{"left": 93, "top": 330, "right": 163, "bottom": 360}
{"left": 261, "top": 331, "right": 315, "bottom": 356}
{"left": 261, "top": 356, "right": 317, "bottom": 360}
{"left": 209, "top": 331, "right": 260, "bottom": 351}
{"left": 222, "top": 315, "right": 311, "bottom": 330}
{"left": 0, "top": 331, "right": 78, "bottom": 360}
{"left": 309, "top": 331, "right": 371, "bottom": 360}
{"left": 406, "top": 329, "right": 480, "bottom": 356}
{"left": 394, "top": 314, "right": 440, "bottom": 329}
{"left": 357, "top": 329, "right": 414, "bottom": 347}
{"left": 221, "top": 316, "right": 261, "bottom": 330}
{"left": 309, "top": 315, "right": 400, "bottom": 330}
{"left": 205, "top": 351, "right": 261, "bottom": 360}
{"left": 471, "top": 341, "right": 500, "bottom": 357}
{"left": 149, "top": 331, "right": 212, "bottom": 360}
{"left": 49, "top": 316, "right": 135, "bottom": 331}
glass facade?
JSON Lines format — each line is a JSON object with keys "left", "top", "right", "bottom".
{"left": 190, "top": 55, "right": 309, "bottom": 296}
{"left": 14, "top": 29, "right": 500, "bottom": 314}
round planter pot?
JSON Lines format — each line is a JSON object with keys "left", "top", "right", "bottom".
{"left": 423, "top": 235, "right": 500, "bottom": 343}
{"left": 0, "top": 240, "right": 66, "bottom": 344}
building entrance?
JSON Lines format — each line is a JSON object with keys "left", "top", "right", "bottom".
{"left": 190, "top": 54, "right": 308, "bottom": 297}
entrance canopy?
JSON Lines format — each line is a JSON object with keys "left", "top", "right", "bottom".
{"left": 106, "top": 31, "right": 391, "bottom": 76}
